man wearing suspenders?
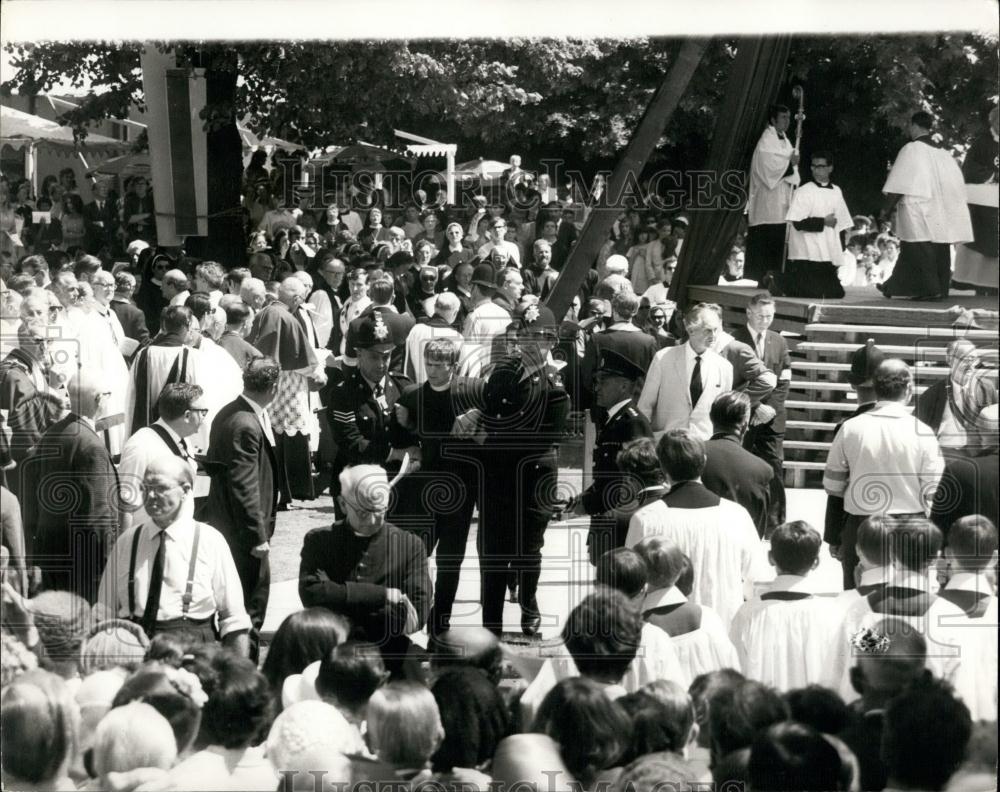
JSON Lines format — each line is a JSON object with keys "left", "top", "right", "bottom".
{"left": 98, "top": 456, "right": 251, "bottom": 654}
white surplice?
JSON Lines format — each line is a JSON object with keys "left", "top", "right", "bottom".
{"left": 626, "top": 496, "right": 766, "bottom": 626}
{"left": 786, "top": 182, "right": 854, "bottom": 262}
{"left": 748, "top": 124, "right": 800, "bottom": 226}
{"left": 191, "top": 336, "right": 244, "bottom": 454}
{"left": 729, "top": 574, "right": 847, "bottom": 692}
{"left": 883, "top": 140, "right": 973, "bottom": 243}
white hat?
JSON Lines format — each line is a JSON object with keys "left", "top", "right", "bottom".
{"left": 281, "top": 659, "right": 321, "bottom": 709}
{"left": 266, "top": 700, "right": 361, "bottom": 773}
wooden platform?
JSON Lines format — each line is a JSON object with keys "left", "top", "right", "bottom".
{"left": 686, "top": 284, "right": 999, "bottom": 335}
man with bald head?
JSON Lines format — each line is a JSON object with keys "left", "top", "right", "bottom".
{"left": 249, "top": 276, "right": 323, "bottom": 506}
{"left": 299, "top": 464, "right": 430, "bottom": 677}
{"left": 98, "top": 455, "right": 251, "bottom": 654}
{"left": 824, "top": 359, "right": 945, "bottom": 588}
{"left": 22, "top": 370, "right": 120, "bottom": 602}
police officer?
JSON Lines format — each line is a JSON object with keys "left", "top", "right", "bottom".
{"left": 569, "top": 348, "right": 653, "bottom": 565}
{"left": 473, "top": 302, "right": 569, "bottom": 636}
{"left": 328, "top": 311, "right": 416, "bottom": 517}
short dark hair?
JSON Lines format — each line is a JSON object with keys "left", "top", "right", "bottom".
{"left": 882, "top": 676, "right": 971, "bottom": 790}
{"left": 430, "top": 667, "right": 511, "bottom": 773}
{"left": 810, "top": 150, "right": 834, "bottom": 166}
{"left": 160, "top": 305, "right": 192, "bottom": 335}
{"left": 223, "top": 300, "right": 251, "bottom": 325}
{"left": 73, "top": 254, "right": 102, "bottom": 280}
{"left": 156, "top": 383, "right": 205, "bottom": 421}
{"left": 911, "top": 111, "right": 934, "bottom": 130}
{"left": 748, "top": 292, "right": 775, "bottom": 309}
{"left": 748, "top": 721, "right": 843, "bottom": 792}
{"left": 616, "top": 437, "right": 665, "bottom": 488}
{"left": 770, "top": 520, "right": 822, "bottom": 575}
{"left": 784, "top": 685, "right": 850, "bottom": 734}
{"left": 369, "top": 277, "right": 395, "bottom": 306}
{"left": 889, "top": 517, "right": 942, "bottom": 571}
{"left": 657, "top": 430, "right": 707, "bottom": 482}
{"left": 769, "top": 103, "right": 790, "bottom": 122}
{"left": 948, "top": 515, "right": 999, "bottom": 570}
{"left": 856, "top": 514, "right": 894, "bottom": 566}
{"left": 315, "top": 640, "right": 386, "bottom": 711}
{"left": 595, "top": 548, "right": 648, "bottom": 599}
{"left": 709, "top": 680, "right": 789, "bottom": 762}
{"left": 873, "top": 360, "right": 911, "bottom": 400}
{"left": 184, "top": 291, "right": 213, "bottom": 321}
{"left": 112, "top": 663, "right": 202, "bottom": 755}
{"left": 689, "top": 668, "right": 746, "bottom": 733}
{"left": 243, "top": 356, "right": 281, "bottom": 392}
{"left": 181, "top": 646, "right": 272, "bottom": 750}
{"left": 533, "top": 677, "right": 631, "bottom": 785}
{"left": 710, "top": 391, "right": 751, "bottom": 433}
{"left": 562, "top": 588, "right": 643, "bottom": 684}
{"left": 617, "top": 691, "right": 685, "bottom": 765}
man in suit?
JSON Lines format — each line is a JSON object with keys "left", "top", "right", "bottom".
{"left": 638, "top": 302, "right": 734, "bottom": 441}
{"left": 732, "top": 292, "right": 792, "bottom": 531}
{"left": 202, "top": 356, "right": 280, "bottom": 649}
{"left": 570, "top": 348, "right": 653, "bottom": 564}
{"left": 216, "top": 298, "right": 263, "bottom": 371}
{"left": 109, "top": 272, "right": 150, "bottom": 351}
{"left": 299, "top": 464, "right": 431, "bottom": 678}
{"left": 702, "top": 391, "right": 775, "bottom": 537}
{"left": 22, "top": 370, "right": 120, "bottom": 602}
{"left": 83, "top": 179, "right": 119, "bottom": 255}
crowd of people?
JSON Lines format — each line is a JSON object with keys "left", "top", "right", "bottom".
{"left": 1, "top": 110, "right": 998, "bottom": 791}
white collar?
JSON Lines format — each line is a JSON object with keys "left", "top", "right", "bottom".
{"left": 859, "top": 566, "right": 892, "bottom": 587}
{"left": 605, "top": 399, "right": 632, "bottom": 422}
{"left": 608, "top": 321, "right": 640, "bottom": 332}
{"left": 945, "top": 570, "right": 995, "bottom": 595}
{"left": 144, "top": 513, "right": 196, "bottom": 543}
{"left": 765, "top": 574, "right": 818, "bottom": 595}
{"left": 240, "top": 394, "right": 269, "bottom": 423}
{"left": 684, "top": 341, "right": 708, "bottom": 362}
{"left": 871, "top": 401, "right": 911, "bottom": 416}
{"left": 152, "top": 418, "right": 185, "bottom": 445}
{"left": 890, "top": 569, "right": 934, "bottom": 592}
{"left": 642, "top": 586, "right": 687, "bottom": 611}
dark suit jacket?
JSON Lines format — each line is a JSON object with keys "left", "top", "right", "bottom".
{"left": 83, "top": 198, "right": 120, "bottom": 253}
{"left": 731, "top": 327, "right": 791, "bottom": 432}
{"left": 21, "top": 413, "right": 119, "bottom": 602}
{"left": 299, "top": 520, "right": 431, "bottom": 642}
{"left": 931, "top": 446, "right": 999, "bottom": 540}
{"left": 702, "top": 433, "right": 774, "bottom": 536}
{"left": 581, "top": 401, "right": 653, "bottom": 517}
{"left": 914, "top": 378, "right": 998, "bottom": 433}
{"left": 580, "top": 326, "right": 659, "bottom": 410}
{"left": 721, "top": 338, "right": 775, "bottom": 410}
{"left": 110, "top": 298, "right": 151, "bottom": 347}
{"left": 216, "top": 331, "right": 263, "bottom": 371}
{"left": 203, "top": 396, "right": 277, "bottom": 547}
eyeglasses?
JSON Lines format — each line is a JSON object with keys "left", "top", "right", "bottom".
{"left": 140, "top": 483, "right": 183, "bottom": 496}
{"left": 187, "top": 407, "right": 210, "bottom": 416}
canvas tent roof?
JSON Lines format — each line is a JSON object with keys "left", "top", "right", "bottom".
{"left": 0, "top": 105, "right": 127, "bottom": 150}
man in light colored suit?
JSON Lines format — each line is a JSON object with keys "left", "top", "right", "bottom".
{"left": 638, "top": 303, "right": 733, "bottom": 441}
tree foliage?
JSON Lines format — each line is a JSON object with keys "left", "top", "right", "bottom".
{"left": 4, "top": 34, "right": 996, "bottom": 214}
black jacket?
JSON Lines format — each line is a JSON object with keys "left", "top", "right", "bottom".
{"left": 702, "top": 433, "right": 775, "bottom": 536}
{"left": 731, "top": 327, "right": 791, "bottom": 432}
{"left": 581, "top": 401, "right": 653, "bottom": 517}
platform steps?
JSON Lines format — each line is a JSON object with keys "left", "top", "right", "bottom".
{"left": 779, "top": 322, "right": 999, "bottom": 488}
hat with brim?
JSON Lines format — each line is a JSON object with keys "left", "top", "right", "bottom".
{"left": 848, "top": 339, "right": 886, "bottom": 387}
{"left": 471, "top": 262, "right": 498, "bottom": 289}
{"left": 594, "top": 348, "right": 645, "bottom": 381}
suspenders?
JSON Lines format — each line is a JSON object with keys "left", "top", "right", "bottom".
{"left": 127, "top": 522, "right": 202, "bottom": 621}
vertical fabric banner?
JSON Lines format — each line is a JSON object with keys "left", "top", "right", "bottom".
{"left": 140, "top": 46, "right": 209, "bottom": 245}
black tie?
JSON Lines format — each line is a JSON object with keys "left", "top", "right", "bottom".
{"left": 141, "top": 529, "right": 168, "bottom": 634}
{"left": 179, "top": 438, "right": 191, "bottom": 460}
{"left": 690, "top": 355, "right": 703, "bottom": 407}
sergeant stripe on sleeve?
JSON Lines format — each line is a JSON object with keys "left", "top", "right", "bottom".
{"left": 332, "top": 411, "right": 357, "bottom": 423}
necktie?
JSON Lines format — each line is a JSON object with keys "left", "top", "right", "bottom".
{"left": 141, "top": 528, "right": 168, "bottom": 633}
{"left": 756, "top": 333, "right": 765, "bottom": 360}
{"left": 179, "top": 438, "right": 191, "bottom": 460}
{"left": 690, "top": 355, "right": 703, "bottom": 407}
{"left": 261, "top": 410, "right": 276, "bottom": 446}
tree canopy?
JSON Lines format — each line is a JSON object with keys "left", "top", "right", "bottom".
{"left": 4, "top": 34, "right": 997, "bottom": 215}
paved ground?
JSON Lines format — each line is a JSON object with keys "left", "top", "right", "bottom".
{"left": 262, "top": 454, "right": 842, "bottom": 646}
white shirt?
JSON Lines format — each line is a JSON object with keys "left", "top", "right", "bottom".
{"left": 241, "top": 394, "right": 276, "bottom": 446}
{"left": 404, "top": 321, "right": 463, "bottom": 385}
{"left": 729, "top": 574, "right": 846, "bottom": 691}
{"left": 823, "top": 401, "right": 944, "bottom": 516}
{"left": 460, "top": 301, "right": 511, "bottom": 378}
{"left": 118, "top": 419, "right": 199, "bottom": 524}
{"left": 476, "top": 239, "right": 522, "bottom": 266}
{"left": 748, "top": 124, "right": 800, "bottom": 226}
{"left": 684, "top": 341, "right": 707, "bottom": 391}
{"left": 604, "top": 398, "right": 632, "bottom": 423}
{"left": 98, "top": 516, "right": 252, "bottom": 637}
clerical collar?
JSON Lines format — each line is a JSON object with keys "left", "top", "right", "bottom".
{"left": 858, "top": 566, "right": 891, "bottom": 588}
{"left": 766, "top": 574, "right": 819, "bottom": 595}
{"left": 890, "top": 569, "right": 936, "bottom": 594}
{"left": 945, "top": 570, "right": 994, "bottom": 595}
{"left": 816, "top": 181, "right": 833, "bottom": 189}
{"left": 642, "top": 586, "right": 687, "bottom": 611}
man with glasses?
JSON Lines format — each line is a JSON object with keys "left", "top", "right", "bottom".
{"left": 98, "top": 455, "right": 251, "bottom": 653}
{"left": 202, "top": 357, "right": 282, "bottom": 655}
{"left": 23, "top": 370, "right": 120, "bottom": 602}
{"left": 776, "top": 151, "right": 853, "bottom": 298}
{"left": 476, "top": 217, "right": 521, "bottom": 266}
{"left": 299, "top": 463, "right": 430, "bottom": 678}
{"left": 119, "top": 383, "right": 206, "bottom": 534}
